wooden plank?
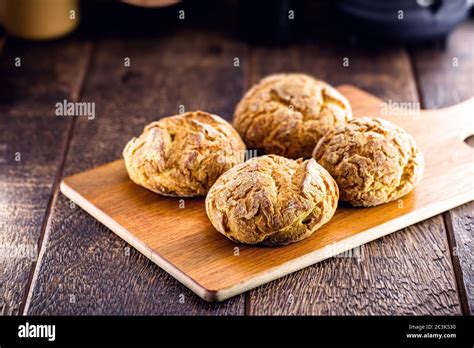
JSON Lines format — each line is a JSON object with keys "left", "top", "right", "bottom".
{"left": 411, "top": 21, "right": 474, "bottom": 314}
{"left": 25, "top": 29, "right": 246, "bottom": 314}
{"left": 247, "top": 43, "right": 418, "bottom": 102}
{"left": 247, "top": 44, "right": 462, "bottom": 314}
{"left": 248, "top": 215, "right": 460, "bottom": 315}
{"left": 0, "top": 40, "right": 91, "bottom": 315}
{"left": 57, "top": 86, "right": 473, "bottom": 302}
{"left": 446, "top": 203, "right": 474, "bottom": 314}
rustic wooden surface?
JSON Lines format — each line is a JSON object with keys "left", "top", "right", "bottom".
{"left": 410, "top": 21, "right": 474, "bottom": 315}
{"left": 0, "top": 9, "right": 472, "bottom": 315}
{"left": 58, "top": 86, "right": 473, "bottom": 303}
{"left": 0, "top": 39, "right": 91, "bottom": 315}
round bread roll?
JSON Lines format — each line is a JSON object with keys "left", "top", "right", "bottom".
{"left": 313, "top": 117, "right": 424, "bottom": 207}
{"left": 205, "top": 154, "right": 339, "bottom": 246}
{"left": 233, "top": 73, "right": 352, "bottom": 159}
{"left": 123, "top": 111, "right": 246, "bottom": 197}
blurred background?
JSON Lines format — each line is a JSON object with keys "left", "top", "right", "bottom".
{"left": 0, "top": 0, "right": 472, "bottom": 45}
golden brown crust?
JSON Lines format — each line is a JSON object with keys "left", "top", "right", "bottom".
{"left": 123, "top": 111, "right": 246, "bottom": 197}
{"left": 233, "top": 73, "right": 352, "bottom": 159}
{"left": 313, "top": 117, "right": 425, "bottom": 207}
{"left": 205, "top": 155, "right": 339, "bottom": 246}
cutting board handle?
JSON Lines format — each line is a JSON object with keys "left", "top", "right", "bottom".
{"left": 337, "top": 85, "right": 474, "bottom": 145}
{"left": 418, "top": 97, "right": 474, "bottom": 149}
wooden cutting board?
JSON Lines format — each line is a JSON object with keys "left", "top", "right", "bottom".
{"left": 60, "top": 85, "right": 474, "bottom": 302}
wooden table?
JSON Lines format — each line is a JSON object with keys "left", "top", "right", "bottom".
{"left": 1, "top": 8, "right": 473, "bottom": 315}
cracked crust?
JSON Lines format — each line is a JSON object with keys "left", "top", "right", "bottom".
{"left": 123, "top": 111, "right": 246, "bottom": 197}
{"left": 205, "top": 154, "right": 339, "bottom": 246}
{"left": 313, "top": 117, "right": 425, "bottom": 207}
{"left": 233, "top": 73, "right": 352, "bottom": 159}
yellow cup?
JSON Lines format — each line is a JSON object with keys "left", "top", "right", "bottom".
{"left": 0, "top": 0, "right": 79, "bottom": 40}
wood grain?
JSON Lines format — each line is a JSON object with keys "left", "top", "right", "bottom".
{"left": 25, "top": 29, "right": 246, "bottom": 315}
{"left": 411, "top": 21, "right": 474, "bottom": 314}
{"left": 247, "top": 43, "right": 463, "bottom": 314}
{"left": 58, "top": 86, "right": 473, "bottom": 304}
{"left": 0, "top": 40, "right": 90, "bottom": 315}
{"left": 446, "top": 203, "right": 474, "bottom": 315}
{"left": 250, "top": 44, "right": 418, "bottom": 102}
{"left": 248, "top": 215, "right": 459, "bottom": 315}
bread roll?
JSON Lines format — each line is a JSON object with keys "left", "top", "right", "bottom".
{"left": 206, "top": 154, "right": 339, "bottom": 246}
{"left": 313, "top": 117, "right": 424, "bottom": 207}
{"left": 123, "top": 111, "right": 246, "bottom": 197}
{"left": 233, "top": 73, "right": 352, "bottom": 159}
